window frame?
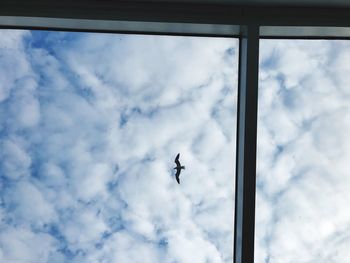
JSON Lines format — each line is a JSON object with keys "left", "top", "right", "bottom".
{"left": 2, "top": 2, "right": 350, "bottom": 262}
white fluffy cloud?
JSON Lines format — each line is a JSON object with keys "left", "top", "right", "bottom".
{"left": 0, "top": 30, "right": 237, "bottom": 262}
{"left": 0, "top": 226, "right": 57, "bottom": 263}
{"left": 256, "top": 40, "right": 350, "bottom": 262}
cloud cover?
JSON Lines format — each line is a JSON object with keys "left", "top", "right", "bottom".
{"left": 256, "top": 40, "right": 350, "bottom": 262}
{"left": 0, "top": 30, "right": 238, "bottom": 262}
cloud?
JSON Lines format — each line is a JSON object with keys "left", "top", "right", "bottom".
{"left": 0, "top": 30, "right": 237, "bottom": 262}
{"left": 0, "top": 226, "right": 58, "bottom": 263}
{"left": 256, "top": 40, "right": 350, "bottom": 262}
{"left": 1, "top": 138, "right": 32, "bottom": 180}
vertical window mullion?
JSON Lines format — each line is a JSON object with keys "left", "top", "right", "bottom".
{"left": 234, "top": 24, "right": 259, "bottom": 263}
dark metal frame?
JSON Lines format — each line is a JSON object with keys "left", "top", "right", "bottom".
{"left": 234, "top": 25, "right": 259, "bottom": 263}
{"left": 2, "top": 2, "right": 350, "bottom": 263}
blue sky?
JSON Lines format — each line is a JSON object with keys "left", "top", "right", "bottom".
{"left": 3, "top": 29, "right": 350, "bottom": 263}
{"left": 0, "top": 30, "right": 237, "bottom": 262}
{"left": 256, "top": 40, "right": 350, "bottom": 262}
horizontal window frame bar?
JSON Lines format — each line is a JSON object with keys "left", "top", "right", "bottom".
{"left": 2, "top": 2, "right": 350, "bottom": 37}
{"left": 260, "top": 26, "right": 350, "bottom": 38}
{"left": 2, "top": 2, "right": 350, "bottom": 26}
{"left": 0, "top": 16, "right": 240, "bottom": 37}
{"left": 4, "top": 17, "right": 350, "bottom": 39}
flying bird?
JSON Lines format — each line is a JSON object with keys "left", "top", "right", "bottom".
{"left": 174, "top": 153, "right": 185, "bottom": 184}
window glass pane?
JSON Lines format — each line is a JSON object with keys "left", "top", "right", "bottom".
{"left": 0, "top": 29, "right": 238, "bottom": 262}
{"left": 256, "top": 39, "right": 350, "bottom": 262}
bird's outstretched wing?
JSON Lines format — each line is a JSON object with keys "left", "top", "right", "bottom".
{"left": 175, "top": 153, "right": 181, "bottom": 166}
{"left": 175, "top": 169, "right": 181, "bottom": 184}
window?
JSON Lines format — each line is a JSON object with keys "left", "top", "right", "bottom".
{"left": 256, "top": 39, "right": 350, "bottom": 262}
{"left": 0, "top": 29, "right": 238, "bottom": 262}
{"left": 1, "top": 2, "right": 350, "bottom": 263}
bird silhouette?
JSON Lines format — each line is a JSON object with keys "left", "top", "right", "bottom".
{"left": 174, "top": 153, "right": 185, "bottom": 184}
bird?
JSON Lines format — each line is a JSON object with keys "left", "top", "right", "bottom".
{"left": 174, "top": 153, "right": 185, "bottom": 184}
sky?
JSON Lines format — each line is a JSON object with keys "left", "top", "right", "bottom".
{"left": 2, "top": 29, "right": 349, "bottom": 263}
{"left": 0, "top": 30, "right": 238, "bottom": 262}
{"left": 256, "top": 40, "right": 350, "bottom": 262}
